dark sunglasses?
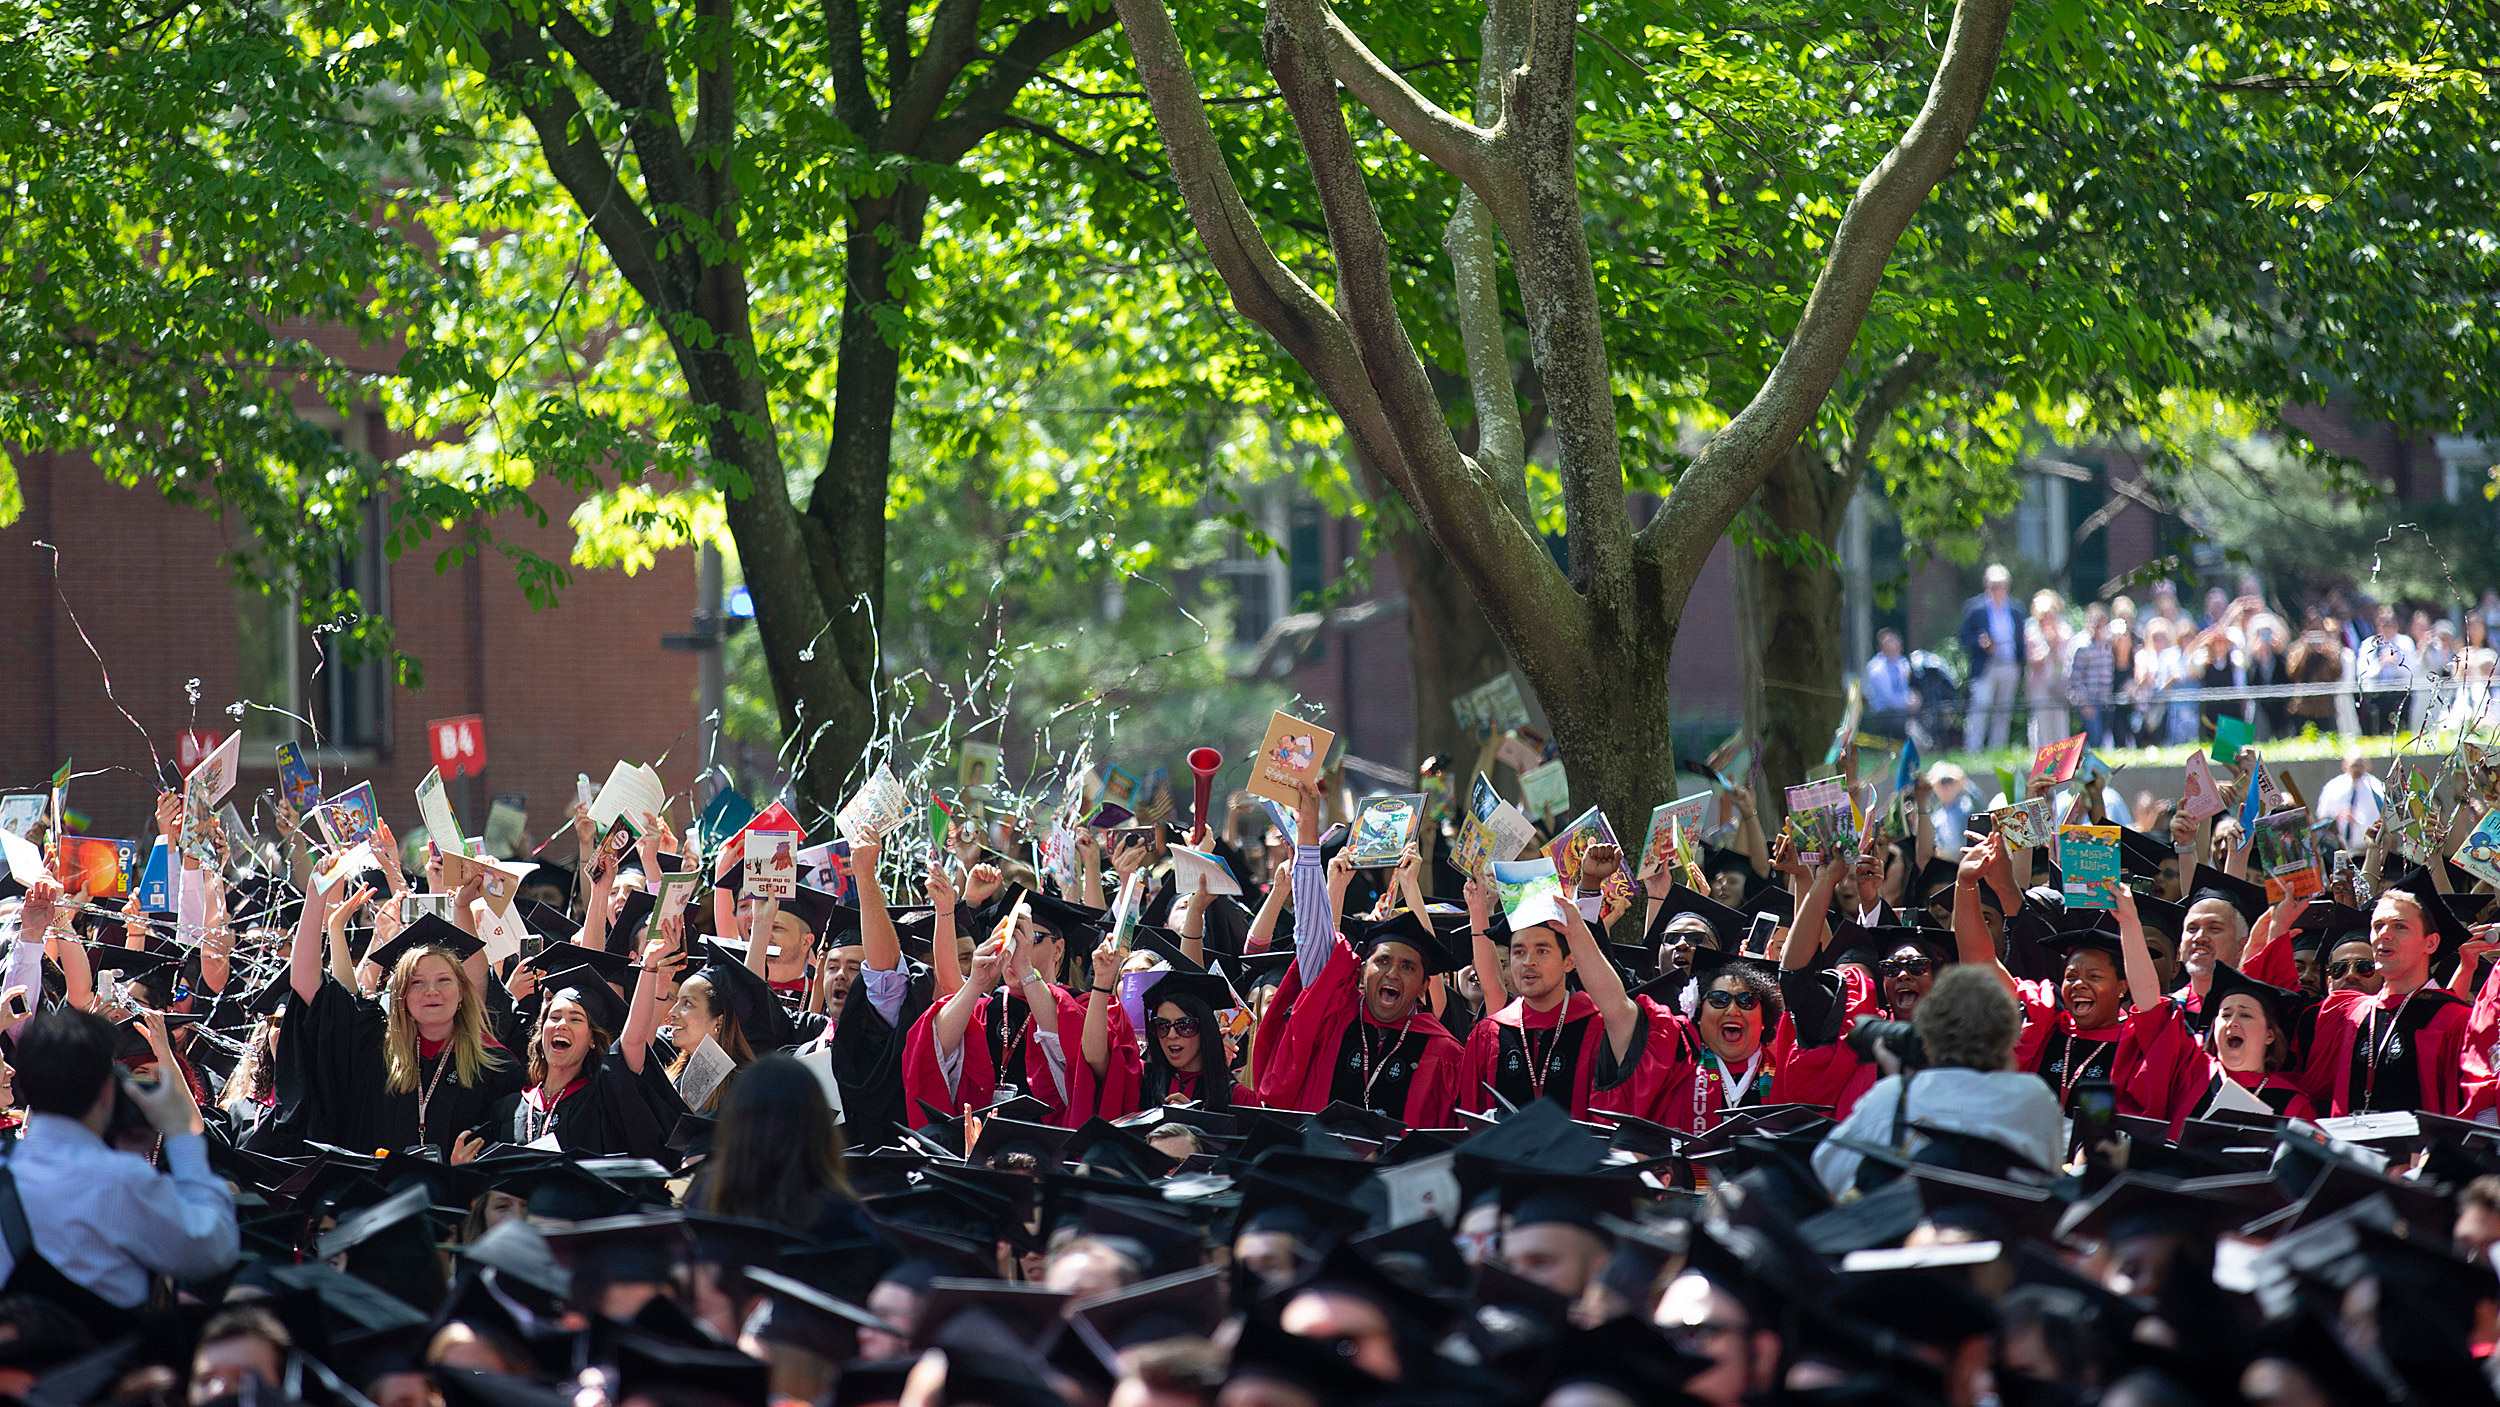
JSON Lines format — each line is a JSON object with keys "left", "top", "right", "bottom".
{"left": 1880, "top": 958, "right": 1936, "bottom": 977}
{"left": 1149, "top": 1017, "right": 1200, "bottom": 1037}
{"left": 2326, "top": 958, "right": 2379, "bottom": 978}
{"left": 1701, "top": 990, "right": 1761, "bottom": 1012}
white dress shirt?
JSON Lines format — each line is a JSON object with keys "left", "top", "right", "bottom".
{"left": 2, "top": 1112, "right": 238, "bottom": 1306}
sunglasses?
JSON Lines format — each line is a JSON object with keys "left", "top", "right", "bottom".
{"left": 1880, "top": 958, "right": 1936, "bottom": 977}
{"left": 1149, "top": 1017, "right": 1200, "bottom": 1038}
{"left": 1701, "top": 991, "right": 1761, "bottom": 1012}
{"left": 2326, "top": 958, "right": 2379, "bottom": 978}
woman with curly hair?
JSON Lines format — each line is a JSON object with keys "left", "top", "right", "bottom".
{"left": 280, "top": 870, "right": 520, "bottom": 1157}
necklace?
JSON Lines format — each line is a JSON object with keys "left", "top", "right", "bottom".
{"left": 2363, "top": 985, "right": 2425, "bottom": 1110}
{"left": 2055, "top": 1031, "right": 2108, "bottom": 1111}
{"left": 1359, "top": 1013, "right": 1416, "bottom": 1112}
{"left": 413, "top": 1042, "right": 454, "bottom": 1146}
{"left": 1522, "top": 1018, "right": 1562, "bottom": 1104}
{"left": 524, "top": 1079, "right": 570, "bottom": 1144}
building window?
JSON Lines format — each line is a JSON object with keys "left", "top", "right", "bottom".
{"left": 237, "top": 415, "right": 392, "bottom": 764}
{"left": 1288, "top": 498, "right": 1325, "bottom": 611}
{"left": 1215, "top": 489, "right": 1289, "bottom": 647}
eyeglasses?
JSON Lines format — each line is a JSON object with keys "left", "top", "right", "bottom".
{"left": 1149, "top": 1017, "right": 1200, "bottom": 1037}
{"left": 1879, "top": 958, "right": 1936, "bottom": 977}
{"left": 1701, "top": 991, "right": 1761, "bottom": 1012}
{"left": 2326, "top": 958, "right": 2379, "bottom": 978}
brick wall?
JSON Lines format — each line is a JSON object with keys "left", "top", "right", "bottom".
{"left": 0, "top": 449, "right": 699, "bottom": 852}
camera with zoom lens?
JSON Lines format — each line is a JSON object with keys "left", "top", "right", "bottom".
{"left": 1844, "top": 1015, "right": 1924, "bottom": 1069}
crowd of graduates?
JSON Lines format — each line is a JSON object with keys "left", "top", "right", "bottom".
{"left": 7, "top": 741, "right": 2500, "bottom": 1407}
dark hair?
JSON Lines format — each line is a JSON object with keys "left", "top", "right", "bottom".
{"left": 1143, "top": 990, "right": 1234, "bottom": 1110}
{"left": 698, "top": 1054, "right": 851, "bottom": 1231}
{"left": 14, "top": 1009, "right": 116, "bottom": 1118}
{"left": 525, "top": 992, "right": 616, "bottom": 1086}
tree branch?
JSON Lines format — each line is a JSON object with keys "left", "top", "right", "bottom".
{"left": 884, "top": 0, "right": 983, "bottom": 156}
{"left": 924, "top": 6, "right": 1117, "bottom": 162}
{"left": 1264, "top": 0, "right": 1585, "bottom": 654}
{"left": 1841, "top": 348, "right": 1937, "bottom": 476}
{"left": 1639, "top": 0, "right": 2014, "bottom": 605}
{"left": 1443, "top": 192, "right": 1528, "bottom": 521}
{"left": 818, "top": 0, "right": 881, "bottom": 141}
{"left": 1315, "top": 4, "right": 1526, "bottom": 244}
{"left": 692, "top": 0, "right": 738, "bottom": 222}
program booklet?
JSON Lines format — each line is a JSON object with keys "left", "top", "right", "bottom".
{"left": 2058, "top": 825, "right": 2120, "bottom": 909}
{"left": 1636, "top": 793, "right": 1714, "bottom": 880}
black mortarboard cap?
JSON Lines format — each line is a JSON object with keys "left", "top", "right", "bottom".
{"left": 534, "top": 965, "right": 628, "bottom": 1036}
{"left": 2291, "top": 897, "right": 2370, "bottom": 947}
{"left": 364, "top": 913, "right": 486, "bottom": 971}
{"left": 1136, "top": 966, "right": 1239, "bottom": 1014}
{"left": 743, "top": 1265, "right": 898, "bottom": 1362}
{"left": 1644, "top": 885, "right": 1744, "bottom": 949}
{"left": 1064, "top": 1118, "right": 1183, "bottom": 1184}
{"left": 968, "top": 1115, "right": 1074, "bottom": 1173}
{"left": 1222, "top": 1305, "right": 1392, "bottom": 1400}
{"left": 456, "top": 1218, "right": 574, "bottom": 1300}
{"left": 2117, "top": 827, "right": 2175, "bottom": 879}
{"left": 1069, "top": 1263, "right": 1226, "bottom": 1346}
{"left": 2186, "top": 864, "right": 2268, "bottom": 925}
{"left": 609, "top": 1329, "right": 769, "bottom": 1404}
{"left": 522, "top": 940, "right": 636, "bottom": 990}
{"left": 1352, "top": 909, "right": 1455, "bottom": 974}
{"left": 539, "top": 1212, "right": 688, "bottom": 1287}
{"left": 692, "top": 938, "right": 791, "bottom": 1050}
{"left": 913, "top": 1278, "right": 1072, "bottom": 1350}
{"left": 2385, "top": 866, "right": 2475, "bottom": 956}
{"left": 2055, "top": 1172, "right": 2246, "bottom": 1244}
{"left": 436, "top": 1370, "right": 574, "bottom": 1407}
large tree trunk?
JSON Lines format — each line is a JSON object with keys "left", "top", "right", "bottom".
{"left": 1538, "top": 609, "right": 1676, "bottom": 941}
{"left": 1387, "top": 512, "right": 1513, "bottom": 773}
{"left": 1754, "top": 441, "right": 1856, "bottom": 808}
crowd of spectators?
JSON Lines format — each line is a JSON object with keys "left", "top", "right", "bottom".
{"left": 1859, "top": 565, "right": 2500, "bottom": 752}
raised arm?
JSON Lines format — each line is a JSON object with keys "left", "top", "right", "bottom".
{"left": 619, "top": 915, "right": 681, "bottom": 1075}
{"left": 1082, "top": 935, "right": 1118, "bottom": 1076}
{"left": 291, "top": 865, "right": 339, "bottom": 1003}
{"left": 745, "top": 898, "right": 780, "bottom": 980}
{"left": 198, "top": 875, "right": 231, "bottom": 997}
{"left": 1246, "top": 863, "right": 1290, "bottom": 955}
{"left": 1785, "top": 850, "right": 1849, "bottom": 973}
{"left": 1291, "top": 781, "right": 1338, "bottom": 990}
{"left": 935, "top": 910, "right": 1013, "bottom": 1060}
{"left": 1176, "top": 875, "right": 1214, "bottom": 970}
{"left": 856, "top": 839, "right": 899, "bottom": 968}
{"left": 1954, "top": 834, "right": 2020, "bottom": 998}
{"left": 1555, "top": 884, "right": 1639, "bottom": 1062}
{"left": 1393, "top": 844, "right": 1428, "bottom": 917}
{"left": 328, "top": 885, "right": 372, "bottom": 991}
{"left": 1078, "top": 828, "right": 1106, "bottom": 910}
{"left": 1730, "top": 786, "right": 1771, "bottom": 879}
{"left": 933, "top": 862, "right": 979, "bottom": 999}
{"left": 1464, "top": 876, "right": 1508, "bottom": 1008}
{"left": 2115, "top": 886, "right": 2162, "bottom": 1014}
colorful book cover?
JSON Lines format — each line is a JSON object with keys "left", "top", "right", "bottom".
{"left": 1169, "top": 845, "right": 1244, "bottom": 897}
{"left": 2453, "top": 810, "right": 2500, "bottom": 888}
{"left": 1348, "top": 794, "right": 1424, "bottom": 867}
{"left": 835, "top": 765, "right": 912, "bottom": 845}
{"left": 0, "top": 795, "right": 41, "bottom": 840}
{"left": 275, "top": 741, "right": 321, "bottom": 813}
{"left": 59, "top": 836, "right": 137, "bottom": 899}
{"left": 2058, "top": 825, "right": 2120, "bottom": 909}
{"left": 796, "top": 840, "right": 855, "bottom": 903}
{"left": 1472, "top": 675, "right": 1533, "bottom": 737}
{"left": 654, "top": 871, "right": 705, "bottom": 930}
{"left": 1249, "top": 712, "right": 1335, "bottom": 807}
{"left": 485, "top": 796, "right": 529, "bottom": 858}
{"left": 2251, "top": 806, "right": 2323, "bottom": 902}
{"left": 1133, "top": 767, "right": 1178, "bottom": 826}
{"left": 959, "top": 741, "right": 1003, "bottom": 792}
{"left": 2180, "top": 751, "right": 2225, "bottom": 819}
{"left": 136, "top": 838, "right": 172, "bottom": 913}
{"left": 1494, "top": 730, "right": 1546, "bottom": 775}
{"left": 1468, "top": 773, "right": 1503, "bottom": 824}
{"left": 1545, "top": 806, "right": 1618, "bottom": 887}
{"left": 314, "top": 782, "right": 380, "bottom": 849}
{"left": 416, "top": 768, "right": 464, "bottom": 858}
{"left": 1518, "top": 760, "right": 1571, "bottom": 822}
{"left": 1490, "top": 857, "right": 1567, "bottom": 931}
{"left": 184, "top": 731, "right": 241, "bottom": 808}
{"left": 2029, "top": 732, "right": 2087, "bottom": 786}
{"left": 1783, "top": 778, "right": 1853, "bottom": 865}
{"left": 1989, "top": 797, "right": 2055, "bottom": 850}
{"left": 743, "top": 829, "right": 798, "bottom": 900}
{"left": 1455, "top": 795, "right": 1535, "bottom": 883}
{"left": 1637, "top": 793, "right": 1714, "bottom": 880}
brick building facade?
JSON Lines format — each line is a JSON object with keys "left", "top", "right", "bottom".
{"left": 0, "top": 443, "right": 701, "bottom": 851}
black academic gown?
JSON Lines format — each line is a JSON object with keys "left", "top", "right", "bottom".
{"left": 275, "top": 977, "right": 525, "bottom": 1156}
{"left": 809, "top": 962, "right": 935, "bottom": 1152}
{"left": 486, "top": 1041, "right": 685, "bottom": 1164}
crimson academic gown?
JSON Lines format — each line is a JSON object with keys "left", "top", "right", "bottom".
{"left": 1252, "top": 936, "right": 1464, "bottom": 1127}
{"left": 2463, "top": 961, "right": 2500, "bottom": 1119}
{"left": 2117, "top": 1001, "right": 2316, "bottom": 1138}
{"left": 1459, "top": 991, "right": 1659, "bottom": 1119}
{"left": 901, "top": 983, "right": 1143, "bottom": 1129}
{"left": 2298, "top": 981, "right": 2472, "bottom": 1118}
{"left": 2008, "top": 979, "right": 2165, "bottom": 1120}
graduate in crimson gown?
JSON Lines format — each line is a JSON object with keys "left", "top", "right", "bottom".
{"left": 1458, "top": 845, "right": 1668, "bottom": 1120}
{"left": 902, "top": 892, "right": 1142, "bottom": 1129}
{"left": 1955, "top": 833, "right": 2170, "bottom": 1126}
{"left": 1251, "top": 782, "right": 1465, "bottom": 1127}
{"left": 2300, "top": 870, "right": 2475, "bottom": 1118}
{"left": 2122, "top": 958, "right": 2316, "bottom": 1137}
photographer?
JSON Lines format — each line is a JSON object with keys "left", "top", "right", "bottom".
{"left": 1811, "top": 964, "right": 2063, "bottom": 1198}
{"left": 0, "top": 1007, "right": 237, "bottom": 1328}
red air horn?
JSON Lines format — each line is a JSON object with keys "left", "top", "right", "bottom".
{"left": 1188, "top": 747, "right": 1224, "bottom": 832}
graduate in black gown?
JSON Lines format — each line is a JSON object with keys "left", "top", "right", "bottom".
{"left": 276, "top": 878, "right": 523, "bottom": 1158}
{"left": 473, "top": 913, "right": 687, "bottom": 1164}
{"left": 795, "top": 839, "right": 943, "bottom": 1153}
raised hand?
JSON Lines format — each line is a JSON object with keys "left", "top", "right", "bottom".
{"left": 927, "top": 857, "right": 958, "bottom": 910}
